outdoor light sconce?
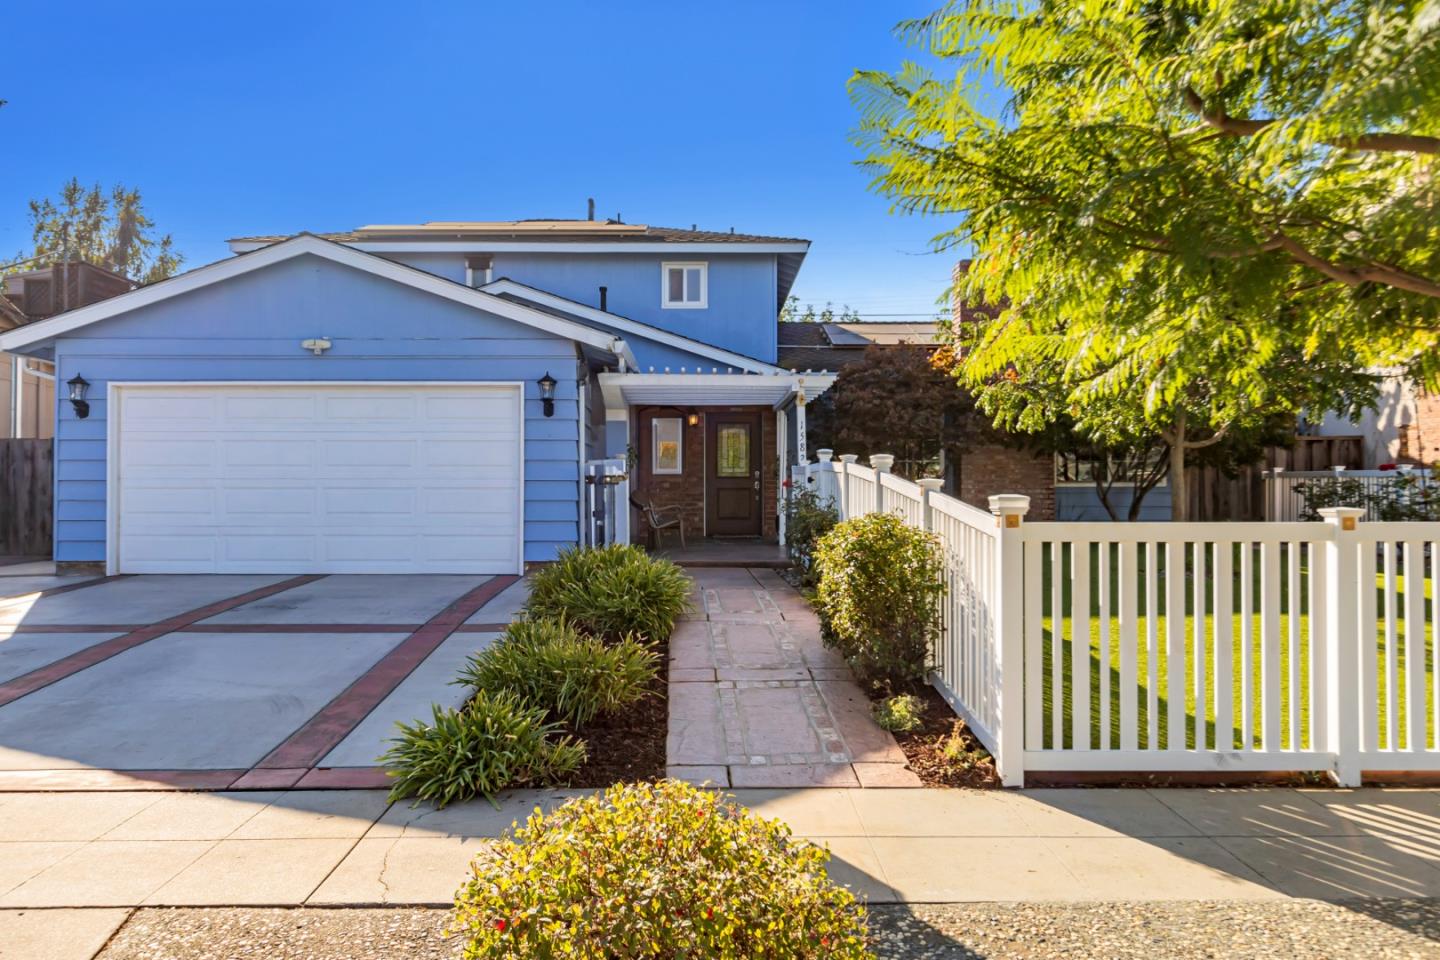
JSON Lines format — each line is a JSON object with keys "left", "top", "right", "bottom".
{"left": 67, "top": 374, "right": 90, "bottom": 420}
{"left": 686, "top": 411, "right": 701, "bottom": 427}
{"left": 538, "top": 372, "right": 557, "bottom": 418}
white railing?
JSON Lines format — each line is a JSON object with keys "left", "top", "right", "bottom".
{"left": 582, "top": 458, "right": 629, "bottom": 547}
{"left": 1265, "top": 467, "right": 1435, "bottom": 522}
{"left": 809, "top": 452, "right": 1440, "bottom": 787}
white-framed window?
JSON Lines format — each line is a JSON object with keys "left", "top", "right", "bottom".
{"left": 1054, "top": 449, "right": 1169, "bottom": 486}
{"left": 661, "top": 261, "right": 707, "bottom": 309}
{"left": 652, "top": 417, "right": 684, "bottom": 474}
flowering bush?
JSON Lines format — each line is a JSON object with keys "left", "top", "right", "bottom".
{"left": 814, "top": 512, "right": 943, "bottom": 693}
{"left": 451, "top": 780, "right": 872, "bottom": 959}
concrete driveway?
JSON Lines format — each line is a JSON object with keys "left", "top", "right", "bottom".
{"left": 0, "top": 572, "right": 528, "bottom": 790}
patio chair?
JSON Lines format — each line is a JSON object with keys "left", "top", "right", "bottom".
{"left": 630, "top": 495, "right": 686, "bottom": 550}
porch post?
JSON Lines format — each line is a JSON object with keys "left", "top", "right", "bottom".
{"left": 605, "top": 407, "right": 631, "bottom": 545}
{"left": 795, "top": 389, "right": 808, "bottom": 480}
{"left": 777, "top": 407, "right": 788, "bottom": 545}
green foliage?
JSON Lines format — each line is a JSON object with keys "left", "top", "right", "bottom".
{"left": 451, "top": 779, "right": 872, "bottom": 959}
{"left": 14, "top": 178, "right": 182, "bottom": 283}
{"left": 849, "top": 2, "right": 1437, "bottom": 514}
{"left": 379, "top": 693, "right": 585, "bottom": 809}
{"left": 814, "top": 513, "right": 944, "bottom": 693}
{"left": 1293, "top": 469, "right": 1440, "bottom": 521}
{"left": 524, "top": 544, "right": 692, "bottom": 643}
{"left": 780, "top": 295, "right": 862, "bottom": 323}
{"left": 823, "top": 345, "right": 989, "bottom": 475}
{"left": 784, "top": 483, "right": 839, "bottom": 585}
{"left": 872, "top": 693, "right": 925, "bottom": 733}
{"left": 455, "top": 618, "right": 658, "bottom": 727}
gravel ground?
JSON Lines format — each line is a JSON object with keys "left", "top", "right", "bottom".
{"left": 96, "top": 901, "right": 1440, "bottom": 959}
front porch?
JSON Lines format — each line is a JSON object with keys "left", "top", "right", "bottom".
{"left": 651, "top": 538, "right": 790, "bottom": 568}
{"left": 595, "top": 370, "right": 835, "bottom": 557}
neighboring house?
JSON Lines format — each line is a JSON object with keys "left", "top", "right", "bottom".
{"left": 0, "top": 220, "right": 832, "bottom": 574}
{"left": 1, "top": 262, "right": 134, "bottom": 439}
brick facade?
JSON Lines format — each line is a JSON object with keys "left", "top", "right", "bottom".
{"left": 631, "top": 405, "right": 778, "bottom": 544}
{"left": 957, "top": 444, "right": 1056, "bottom": 521}
{"left": 1409, "top": 389, "right": 1440, "bottom": 466}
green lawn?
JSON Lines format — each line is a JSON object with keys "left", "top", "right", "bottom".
{"left": 1036, "top": 543, "right": 1436, "bottom": 752}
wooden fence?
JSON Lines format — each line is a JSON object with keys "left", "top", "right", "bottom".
{"left": 808, "top": 451, "right": 1440, "bottom": 787}
{"left": 0, "top": 439, "right": 53, "bottom": 558}
{"left": 1186, "top": 435, "right": 1365, "bottom": 521}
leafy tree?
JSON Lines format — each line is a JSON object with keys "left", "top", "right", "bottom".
{"left": 15, "top": 178, "right": 182, "bottom": 283}
{"left": 812, "top": 344, "right": 990, "bottom": 480}
{"left": 850, "top": 1, "right": 1422, "bottom": 518}
{"left": 780, "top": 295, "right": 861, "bottom": 323}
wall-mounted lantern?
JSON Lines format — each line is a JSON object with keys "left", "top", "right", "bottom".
{"left": 538, "top": 372, "right": 557, "bottom": 418}
{"left": 686, "top": 410, "right": 701, "bottom": 427}
{"left": 67, "top": 374, "right": 90, "bottom": 419}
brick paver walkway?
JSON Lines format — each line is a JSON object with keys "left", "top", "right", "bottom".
{"left": 665, "top": 567, "right": 920, "bottom": 788}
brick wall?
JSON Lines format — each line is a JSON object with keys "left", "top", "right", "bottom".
{"left": 957, "top": 444, "right": 1055, "bottom": 521}
{"left": 1411, "top": 389, "right": 1440, "bottom": 465}
{"left": 631, "top": 405, "right": 779, "bottom": 543}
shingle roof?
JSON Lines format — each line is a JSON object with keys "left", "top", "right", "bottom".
{"left": 776, "top": 320, "right": 940, "bottom": 372}
{"left": 229, "top": 220, "right": 808, "bottom": 245}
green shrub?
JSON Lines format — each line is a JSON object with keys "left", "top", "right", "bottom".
{"left": 452, "top": 779, "right": 872, "bottom": 959}
{"left": 814, "top": 512, "right": 943, "bottom": 693}
{"left": 379, "top": 692, "right": 585, "bottom": 809}
{"left": 525, "top": 544, "right": 692, "bottom": 643}
{"left": 455, "top": 618, "right": 658, "bottom": 727}
{"left": 785, "top": 483, "right": 839, "bottom": 585}
{"left": 872, "top": 693, "right": 925, "bottom": 733}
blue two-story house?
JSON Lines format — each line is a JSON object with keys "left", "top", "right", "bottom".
{"left": 0, "top": 220, "right": 833, "bottom": 575}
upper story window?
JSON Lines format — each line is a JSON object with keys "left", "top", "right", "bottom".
{"left": 662, "top": 261, "right": 707, "bottom": 309}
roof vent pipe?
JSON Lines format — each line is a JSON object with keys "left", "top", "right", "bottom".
{"left": 599, "top": 286, "right": 608, "bottom": 312}
{"left": 587, "top": 198, "right": 595, "bottom": 221}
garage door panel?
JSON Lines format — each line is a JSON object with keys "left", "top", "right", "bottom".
{"left": 115, "top": 384, "right": 524, "bottom": 574}
{"left": 321, "top": 439, "right": 417, "bottom": 468}
{"left": 225, "top": 487, "right": 318, "bottom": 516}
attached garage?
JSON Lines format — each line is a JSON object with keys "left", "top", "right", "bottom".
{"left": 109, "top": 383, "right": 524, "bottom": 574}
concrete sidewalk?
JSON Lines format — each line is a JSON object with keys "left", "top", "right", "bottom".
{"left": 1, "top": 786, "right": 1438, "bottom": 914}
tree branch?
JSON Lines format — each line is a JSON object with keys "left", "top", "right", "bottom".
{"left": 1183, "top": 87, "right": 1440, "bottom": 155}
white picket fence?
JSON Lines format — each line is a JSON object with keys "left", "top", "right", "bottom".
{"left": 806, "top": 452, "right": 1440, "bottom": 787}
{"left": 582, "top": 458, "right": 629, "bottom": 547}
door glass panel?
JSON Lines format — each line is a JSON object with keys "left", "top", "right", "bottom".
{"left": 716, "top": 425, "right": 750, "bottom": 477}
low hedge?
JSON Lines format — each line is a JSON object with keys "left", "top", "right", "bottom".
{"left": 813, "top": 512, "right": 943, "bottom": 693}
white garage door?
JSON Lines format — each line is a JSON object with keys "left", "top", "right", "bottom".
{"left": 112, "top": 383, "right": 523, "bottom": 574}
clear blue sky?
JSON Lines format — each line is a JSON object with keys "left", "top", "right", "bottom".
{"left": 1, "top": 0, "right": 959, "bottom": 319}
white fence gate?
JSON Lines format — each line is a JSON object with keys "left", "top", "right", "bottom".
{"left": 1265, "top": 467, "right": 1435, "bottom": 522}
{"left": 806, "top": 452, "right": 1440, "bottom": 787}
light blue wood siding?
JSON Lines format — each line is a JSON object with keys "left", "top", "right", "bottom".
{"left": 52, "top": 253, "right": 585, "bottom": 565}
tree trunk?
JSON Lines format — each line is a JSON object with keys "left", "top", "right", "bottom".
{"left": 1168, "top": 412, "right": 1188, "bottom": 522}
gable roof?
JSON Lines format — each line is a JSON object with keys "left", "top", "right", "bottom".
{"left": 0, "top": 234, "right": 638, "bottom": 366}
{"left": 482, "top": 278, "right": 788, "bottom": 376}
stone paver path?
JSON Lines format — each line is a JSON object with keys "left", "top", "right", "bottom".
{"left": 666, "top": 567, "right": 919, "bottom": 788}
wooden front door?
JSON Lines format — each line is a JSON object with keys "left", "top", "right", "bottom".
{"left": 706, "top": 412, "right": 762, "bottom": 536}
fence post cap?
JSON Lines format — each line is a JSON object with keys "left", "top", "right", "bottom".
{"left": 815, "top": 448, "right": 834, "bottom": 462}
{"left": 918, "top": 478, "right": 944, "bottom": 492}
{"left": 839, "top": 453, "right": 859, "bottom": 464}
{"left": 988, "top": 494, "right": 1031, "bottom": 516}
{"left": 1318, "top": 506, "right": 1365, "bottom": 522}
{"left": 869, "top": 453, "right": 896, "bottom": 473}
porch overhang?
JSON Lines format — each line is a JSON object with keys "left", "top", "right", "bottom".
{"left": 598, "top": 371, "right": 835, "bottom": 410}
